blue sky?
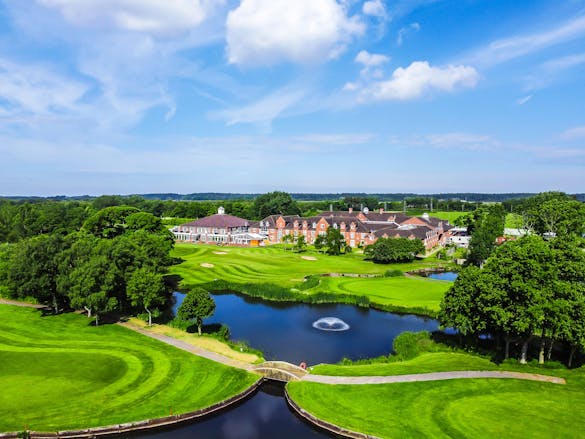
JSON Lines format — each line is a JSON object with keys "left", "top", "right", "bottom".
{"left": 0, "top": 0, "right": 584, "bottom": 196}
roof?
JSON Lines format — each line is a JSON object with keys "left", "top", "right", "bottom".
{"left": 182, "top": 214, "right": 249, "bottom": 228}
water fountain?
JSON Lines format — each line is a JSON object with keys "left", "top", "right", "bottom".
{"left": 312, "top": 317, "right": 350, "bottom": 332}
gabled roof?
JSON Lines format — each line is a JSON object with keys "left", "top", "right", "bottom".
{"left": 182, "top": 214, "right": 249, "bottom": 228}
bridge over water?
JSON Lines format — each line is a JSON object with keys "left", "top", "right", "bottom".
{"left": 251, "top": 361, "right": 308, "bottom": 382}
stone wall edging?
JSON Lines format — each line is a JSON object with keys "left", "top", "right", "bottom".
{"left": 2, "top": 378, "right": 263, "bottom": 439}
{"left": 284, "top": 385, "right": 381, "bottom": 439}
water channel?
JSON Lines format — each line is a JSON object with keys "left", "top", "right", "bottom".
{"left": 138, "top": 275, "right": 455, "bottom": 438}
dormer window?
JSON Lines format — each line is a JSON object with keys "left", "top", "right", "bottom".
{"left": 333, "top": 223, "right": 338, "bottom": 229}
{"left": 313, "top": 222, "right": 317, "bottom": 229}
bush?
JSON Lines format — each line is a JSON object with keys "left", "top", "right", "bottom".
{"left": 384, "top": 269, "right": 404, "bottom": 277}
{"left": 392, "top": 331, "right": 434, "bottom": 360}
{"left": 216, "top": 324, "right": 230, "bottom": 341}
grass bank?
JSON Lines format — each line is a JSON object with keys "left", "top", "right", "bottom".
{"left": 0, "top": 305, "right": 258, "bottom": 433}
{"left": 171, "top": 244, "right": 452, "bottom": 317}
{"left": 288, "top": 351, "right": 585, "bottom": 438}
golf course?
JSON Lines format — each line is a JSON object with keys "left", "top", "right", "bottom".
{"left": 171, "top": 243, "right": 452, "bottom": 315}
{"left": 0, "top": 305, "right": 259, "bottom": 433}
{"left": 287, "top": 352, "right": 585, "bottom": 438}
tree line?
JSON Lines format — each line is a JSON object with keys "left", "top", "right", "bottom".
{"left": 441, "top": 192, "right": 585, "bottom": 366}
{"left": 0, "top": 206, "right": 174, "bottom": 326}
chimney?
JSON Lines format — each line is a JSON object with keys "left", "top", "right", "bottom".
{"left": 348, "top": 207, "right": 353, "bottom": 213}
{"left": 379, "top": 208, "right": 384, "bottom": 214}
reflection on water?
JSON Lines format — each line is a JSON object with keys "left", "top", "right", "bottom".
{"left": 173, "top": 291, "right": 440, "bottom": 365}
{"left": 131, "top": 382, "right": 333, "bottom": 439}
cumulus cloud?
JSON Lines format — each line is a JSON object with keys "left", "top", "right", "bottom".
{"left": 352, "top": 61, "right": 479, "bottom": 101}
{"left": 226, "top": 0, "right": 364, "bottom": 65}
{"left": 362, "top": 0, "right": 387, "bottom": 18}
{"left": 37, "top": 0, "right": 214, "bottom": 34}
{"left": 355, "top": 50, "right": 389, "bottom": 67}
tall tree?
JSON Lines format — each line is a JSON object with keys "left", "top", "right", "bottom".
{"left": 252, "top": 191, "right": 301, "bottom": 219}
{"left": 466, "top": 204, "right": 506, "bottom": 267}
{"left": 325, "top": 227, "right": 345, "bottom": 255}
{"left": 127, "top": 268, "right": 168, "bottom": 326}
{"left": 176, "top": 288, "right": 216, "bottom": 335}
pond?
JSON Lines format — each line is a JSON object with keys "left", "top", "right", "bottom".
{"left": 172, "top": 291, "right": 440, "bottom": 365}
{"left": 427, "top": 271, "right": 458, "bottom": 281}
{"left": 133, "top": 382, "right": 333, "bottom": 439}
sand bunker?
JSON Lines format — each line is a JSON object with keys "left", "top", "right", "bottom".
{"left": 200, "top": 263, "right": 215, "bottom": 268}
{"left": 301, "top": 256, "right": 317, "bottom": 261}
{"left": 213, "top": 251, "right": 228, "bottom": 255}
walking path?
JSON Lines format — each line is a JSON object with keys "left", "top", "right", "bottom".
{"left": 1, "top": 300, "right": 566, "bottom": 387}
{"left": 302, "top": 370, "right": 566, "bottom": 385}
{"left": 118, "top": 322, "right": 255, "bottom": 371}
{"left": 0, "top": 298, "right": 46, "bottom": 309}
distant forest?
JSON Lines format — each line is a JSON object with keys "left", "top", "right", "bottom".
{"left": 4, "top": 192, "right": 585, "bottom": 202}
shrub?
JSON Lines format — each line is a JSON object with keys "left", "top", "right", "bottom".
{"left": 384, "top": 269, "right": 404, "bottom": 277}
{"left": 392, "top": 331, "right": 434, "bottom": 360}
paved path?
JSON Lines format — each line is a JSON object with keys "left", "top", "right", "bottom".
{"left": 0, "top": 298, "right": 46, "bottom": 309}
{"left": 302, "top": 370, "right": 566, "bottom": 385}
{"left": 118, "top": 322, "right": 255, "bottom": 371}
{"left": 2, "top": 300, "right": 567, "bottom": 387}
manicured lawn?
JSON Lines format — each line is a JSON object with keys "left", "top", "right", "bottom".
{"left": 0, "top": 305, "right": 259, "bottom": 433}
{"left": 171, "top": 244, "right": 452, "bottom": 314}
{"left": 289, "top": 354, "right": 585, "bottom": 438}
{"left": 310, "top": 276, "right": 449, "bottom": 311}
{"left": 310, "top": 352, "right": 500, "bottom": 375}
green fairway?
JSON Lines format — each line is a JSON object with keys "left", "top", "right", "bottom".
{"left": 171, "top": 244, "right": 451, "bottom": 315}
{"left": 0, "top": 305, "right": 258, "bottom": 433}
{"left": 289, "top": 355, "right": 585, "bottom": 439}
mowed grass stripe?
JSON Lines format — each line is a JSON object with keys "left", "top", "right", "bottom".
{"left": 172, "top": 244, "right": 452, "bottom": 313}
{"left": 0, "top": 305, "right": 258, "bottom": 432}
{"left": 287, "top": 371, "right": 585, "bottom": 439}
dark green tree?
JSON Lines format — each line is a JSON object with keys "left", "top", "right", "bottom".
{"left": 294, "top": 235, "right": 306, "bottom": 252}
{"left": 466, "top": 204, "right": 506, "bottom": 266}
{"left": 325, "top": 227, "right": 345, "bottom": 255}
{"left": 364, "top": 238, "right": 424, "bottom": 263}
{"left": 127, "top": 268, "right": 168, "bottom": 326}
{"left": 176, "top": 288, "right": 216, "bottom": 335}
{"left": 252, "top": 191, "right": 301, "bottom": 219}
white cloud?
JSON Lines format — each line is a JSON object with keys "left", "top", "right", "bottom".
{"left": 226, "top": 0, "right": 364, "bottom": 65}
{"left": 210, "top": 87, "right": 307, "bottom": 129}
{"left": 397, "top": 22, "right": 420, "bottom": 46}
{"left": 516, "top": 95, "right": 532, "bottom": 105}
{"left": 355, "top": 61, "right": 478, "bottom": 101}
{"left": 37, "top": 0, "right": 215, "bottom": 34}
{"left": 0, "top": 58, "right": 88, "bottom": 116}
{"left": 389, "top": 132, "right": 497, "bottom": 151}
{"left": 355, "top": 50, "right": 389, "bottom": 67}
{"left": 362, "top": 0, "right": 387, "bottom": 18}
{"left": 560, "top": 125, "right": 585, "bottom": 140}
{"left": 467, "top": 14, "right": 585, "bottom": 67}
{"left": 541, "top": 52, "right": 585, "bottom": 72}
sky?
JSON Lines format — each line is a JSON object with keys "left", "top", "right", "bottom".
{"left": 0, "top": 0, "right": 584, "bottom": 196}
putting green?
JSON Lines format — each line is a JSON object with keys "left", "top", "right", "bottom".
{"left": 0, "top": 305, "right": 258, "bottom": 432}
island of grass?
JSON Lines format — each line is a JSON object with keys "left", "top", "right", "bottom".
{"left": 171, "top": 244, "right": 453, "bottom": 316}
{"left": 0, "top": 305, "right": 259, "bottom": 433}
{"left": 287, "top": 351, "right": 585, "bottom": 439}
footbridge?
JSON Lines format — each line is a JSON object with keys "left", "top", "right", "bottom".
{"left": 252, "top": 361, "right": 309, "bottom": 382}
